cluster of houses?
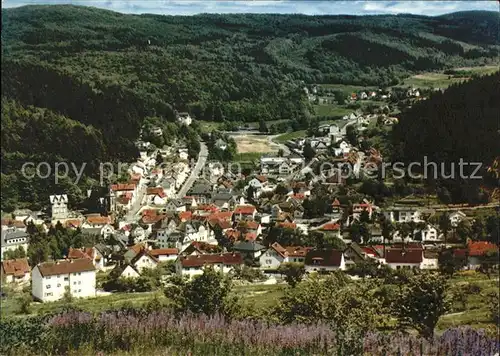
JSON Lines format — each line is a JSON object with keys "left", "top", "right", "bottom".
{"left": 304, "top": 85, "right": 392, "bottom": 103}
{"left": 2, "top": 102, "right": 499, "bottom": 308}
{"left": 3, "top": 227, "right": 497, "bottom": 302}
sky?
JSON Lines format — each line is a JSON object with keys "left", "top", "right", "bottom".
{"left": 2, "top": 0, "right": 498, "bottom": 16}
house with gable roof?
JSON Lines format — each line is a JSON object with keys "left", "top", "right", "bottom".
{"left": 384, "top": 246, "right": 424, "bottom": 270}
{"left": 165, "top": 199, "right": 187, "bottom": 212}
{"left": 234, "top": 205, "right": 257, "bottom": 221}
{"left": 1, "top": 258, "right": 30, "bottom": 285}
{"left": 68, "top": 247, "right": 107, "bottom": 271}
{"left": 314, "top": 221, "right": 342, "bottom": 239}
{"left": 176, "top": 252, "right": 243, "bottom": 279}
{"left": 130, "top": 249, "right": 159, "bottom": 272}
{"left": 305, "top": 249, "right": 346, "bottom": 273}
{"left": 259, "top": 242, "right": 313, "bottom": 269}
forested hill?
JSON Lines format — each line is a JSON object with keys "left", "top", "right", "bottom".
{"left": 391, "top": 72, "right": 500, "bottom": 204}
{"left": 1, "top": 5, "right": 499, "bottom": 211}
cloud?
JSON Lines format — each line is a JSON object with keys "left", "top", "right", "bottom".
{"left": 362, "top": 1, "right": 498, "bottom": 15}
{"left": 2, "top": 0, "right": 497, "bottom": 16}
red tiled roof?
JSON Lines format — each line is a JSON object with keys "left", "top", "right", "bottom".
{"left": 150, "top": 248, "right": 179, "bottom": 257}
{"left": 111, "top": 183, "right": 136, "bottom": 192}
{"left": 212, "top": 219, "right": 232, "bottom": 230}
{"left": 188, "top": 241, "right": 220, "bottom": 254}
{"left": 319, "top": 222, "right": 340, "bottom": 231}
{"left": 195, "top": 204, "right": 219, "bottom": 212}
{"left": 255, "top": 175, "right": 267, "bottom": 183}
{"left": 142, "top": 214, "right": 166, "bottom": 225}
{"left": 142, "top": 209, "right": 160, "bottom": 217}
{"left": 285, "top": 246, "right": 313, "bottom": 257}
{"left": 179, "top": 211, "right": 193, "bottom": 221}
{"left": 86, "top": 216, "right": 111, "bottom": 225}
{"left": 1, "top": 258, "right": 30, "bottom": 276}
{"left": 147, "top": 187, "right": 166, "bottom": 198}
{"left": 209, "top": 211, "right": 233, "bottom": 221}
{"left": 332, "top": 198, "right": 341, "bottom": 207}
{"left": 234, "top": 205, "right": 256, "bottom": 215}
{"left": 65, "top": 219, "right": 83, "bottom": 228}
{"left": 278, "top": 222, "right": 297, "bottom": 229}
{"left": 270, "top": 242, "right": 287, "bottom": 258}
{"left": 238, "top": 220, "right": 259, "bottom": 230}
{"left": 225, "top": 229, "right": 241, "bottom": 241}
{"left": 467, "top": 241, "right": 499, "bottom": 257}
{"left": 1, "top": 219, "right": 27, "bottom": 229}
{"left": 385, "top": 248, "right": 423, "bottom": 264}
{"left": 68, "top": 247, "right": 94, "bottom": 260}
{"left": 180, "top": 253, "right": 243, "bottom": 268}
{"left": 36, "top": 258, "right": 95, "bottom": 277}
{"left": 129, "top": 244, "right": 146, "bottom": 255}
{"left": 361, "top": 246, "right": 380, "bottom": 257}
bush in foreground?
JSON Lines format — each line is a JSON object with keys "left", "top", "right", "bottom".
{"left": 1, "top": 310, "right": 498, "bottom": 355}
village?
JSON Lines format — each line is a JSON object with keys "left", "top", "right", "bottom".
{"left": 1, "top": 89, "right": 498, "bottom": 305}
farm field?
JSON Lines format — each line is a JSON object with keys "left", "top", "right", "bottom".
{"left": 232, "top": 134, "right": 276, "bottom": 154}
{"left": 395, "top": 65, "right": 499, "bottom": 89}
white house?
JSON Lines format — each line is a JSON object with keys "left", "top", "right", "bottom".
{"left": 1, "top": 258, "right": 30, "bottom": 285}
{"left": 384, "top": 248, "right": 423, "bottom": 270}
{"left": 383, "top": 207, "right": 423, "bottom": 223}
{"left": 165, "top": 199, "right": 187, "bottom": 212}
{"left": 118, "top": 265, "right": 141, "bottom": 279}
{"left": 32, "top": 259, "right": 96, "bottom": 302}
{"left": 130, "top": 250, "right": 159, "bottom": 272}
{"left": 304, "top": 249, "right": 346, "bottom": 273}
{"left": 416, "top": 224, "right": 440, "bottom": 242}
{"left": 259, "top": 243, "right": 312, "bottom": 269}
{"left": 234, "top": 205, "right": 257, "bottom": 221}
{"left": 1, "top": 229, "right": 29, "bottom": 261}
{"left": 333, "top": 141, "right": 352, "bottom": 156}
{"left": 146, "top": 187, "right": 167, "bottom": 205}
{"left": 150, "top": 248, "right": 179, "bottom": 262}
{"left": 176, "top": 253, "right": 243, "bottom": 279}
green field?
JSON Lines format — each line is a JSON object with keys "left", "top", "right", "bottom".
{"left": 273, "top": 130, "right": 307, "bottom": 143}
{"left": 396, "top": 65, "right": 499, "bottom": 89}
{"left": 314, "top": 104, "right": 352, "bottom": 117}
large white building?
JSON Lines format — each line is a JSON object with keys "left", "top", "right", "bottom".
{"left": 32, "top": 259, "right": 96, "bottom": 302}
{"left": 50, "top": 194, "right": 69, "bottom": 221}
